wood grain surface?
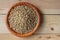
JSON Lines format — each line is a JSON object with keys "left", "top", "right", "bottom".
{"left": 0, "top": 34, "right": 60, "bottom": 40}
{"left": 0, "top": 0, "right": 60, "bottom": 40}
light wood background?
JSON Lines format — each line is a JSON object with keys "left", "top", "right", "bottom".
{"left": 0, "top": 0, "right": 60, "bottom": 40}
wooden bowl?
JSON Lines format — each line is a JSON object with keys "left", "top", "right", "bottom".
{"left": 6, "top": 2, "right": 40, "bottom": 37}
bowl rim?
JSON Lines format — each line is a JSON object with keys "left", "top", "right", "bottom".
{"left": 6, "top": 2, "right": 40, "bottom": 37}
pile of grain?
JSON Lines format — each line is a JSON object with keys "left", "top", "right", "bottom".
{"left": 8, "top": 5, "right": 38, "bottom": 34}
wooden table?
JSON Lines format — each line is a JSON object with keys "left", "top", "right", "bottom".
{"left": 0, "top": 0, "right": 60, "bottom": 40}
